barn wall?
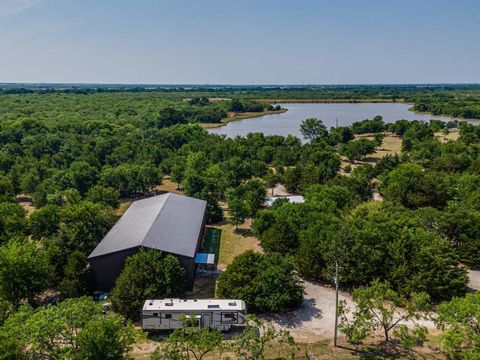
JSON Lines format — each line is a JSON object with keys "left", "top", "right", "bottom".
{"left": 178, "top": 255, "right": 196, "bottom": 290}
{"left": 90, "top": 248, "right": 199, "bottom": 292}
{"left": 89, "top": 247, "right": 139, "bottom": 291}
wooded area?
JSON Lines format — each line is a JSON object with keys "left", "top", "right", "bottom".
{"left": 0, "top": 85, "right": 479, "bottom": 358}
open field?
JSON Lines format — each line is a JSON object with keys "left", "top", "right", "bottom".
{"left": 435, "top": 129, "right": 460, "bottom": 142}
{"left": 340, "top": 132, "right": 402, "bottom": 173}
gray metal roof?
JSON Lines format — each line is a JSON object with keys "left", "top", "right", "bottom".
{"left": 88, "top": 193, "right": 206, "bottom": 259}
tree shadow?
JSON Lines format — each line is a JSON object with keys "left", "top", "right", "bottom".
{"left": 233, "top": 227, "right": 254, "bottom": 237}
{"left": 262, "top": 298, "right": 323, "bottom": 329}
{"left": 337, "top": 341, "right": 429, "bottom": 360}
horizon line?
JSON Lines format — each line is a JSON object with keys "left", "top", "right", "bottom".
{"left": 1, "top": 82, "right": 480, "bottom": 87}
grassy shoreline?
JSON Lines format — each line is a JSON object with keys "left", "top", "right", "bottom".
{"left": 199, "top": 108, "right": 288, "bottom": 128}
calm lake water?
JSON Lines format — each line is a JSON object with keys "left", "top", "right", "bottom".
{"left": 207, "top": 103, "right": 476, "bottom": 139}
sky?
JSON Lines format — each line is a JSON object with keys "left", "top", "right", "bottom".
{"left": 0, "top": 0, "right": 479, "bottom": 84}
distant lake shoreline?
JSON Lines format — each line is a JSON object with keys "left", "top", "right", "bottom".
{"left": 207, "top": 102, "right": 480, "bottom": 139}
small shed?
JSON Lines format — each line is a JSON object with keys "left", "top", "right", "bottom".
{"left": 88, "top": 193, "right": 207, "bottom": 291}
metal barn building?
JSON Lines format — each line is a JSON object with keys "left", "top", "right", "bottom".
{"left": 88, "top": 193, "right": 207, "bottom": 291}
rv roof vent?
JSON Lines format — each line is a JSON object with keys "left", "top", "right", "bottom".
{"left": 165, "top": 301, "right": 173, "bottom": 306}
{"left": 228, "top": 301, "right": 237, "bottom": 306}
{"left": 149, "top": 302, "right": 153, "bottom": 306}
{"left": 208, "top": 305, "right": 220, "bottom": 309}
{"left": 193, "top": 299, "right": 198, "bottom": 302}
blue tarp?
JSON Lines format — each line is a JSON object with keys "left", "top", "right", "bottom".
{"left": 195, "top": 253, "right": 215, "bottom": 265}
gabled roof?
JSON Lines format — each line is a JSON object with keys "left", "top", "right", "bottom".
{"left": 88, "top": 193, "right": 206, "bottom": 259}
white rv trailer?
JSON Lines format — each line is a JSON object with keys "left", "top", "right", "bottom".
{"left": 142, "top": 298, "right": 246, "bottom": 331}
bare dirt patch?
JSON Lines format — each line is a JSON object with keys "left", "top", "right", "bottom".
{"left": 15, "top": 194, "right": 36, "bottom": 215}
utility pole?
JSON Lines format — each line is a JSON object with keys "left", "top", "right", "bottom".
{"left": 334, "top": 260, "right": 339, "bottom": 347}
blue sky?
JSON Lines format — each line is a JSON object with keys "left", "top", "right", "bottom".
{"left": 0, "top": 0, "right": 479, "bottom": 84}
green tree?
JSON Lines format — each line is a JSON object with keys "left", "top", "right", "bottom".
{"left": 85, "top": 185, "right": 120, "bottom": 209}
{"left": 0, "top": 330, "right": 22, "bottom": 360}
{"left": 436, "top": 293, "right": 480, "bottom": 359}
{"left": 0, "top": 202, "right": 27, "bottom": 244}
{"left": 380, "top": 163, "right": 450, "bottom": 209}
{"left": 300, "top": 118, "right": 327, "bottom": 142}
{"left": 58, "top": 201, "right": 114, "bottom": 255}
{"left": 29, "top": 204, "right": 61, "bottom": 240}
{"left": 111, "top": 250, "right": 187, "bottom": 320}
{"left": 339, "top": 280, "right": 430, "bottom": 346}
{"left": 216, "top": 251, "right": 303, "bottom": 312}
{"left": 59, "top": 251, "right": 91, "bottom": 298}
{"left": 258, "top": 218, "right": 298, "bottom": 254}
{"left": 339, "top": 138, "right": 376, "bottom": 162}
{"left": 74, "top": 314, "right": 134, "bottom": 360}
{"left": 66, "top": 161, "right": 97, "bottom": 195}
{"left": 0, "top": 239, "right": 53, "bottom": 307}
{"left": 263, "top": 170, "right": 281, "bottom": 196}
{"left": 3, "top": 297, "right": 134, "bottom": 360}
{"left": 227, "top": 196, "right": 248, "bottom": 230}
{"left": 233, "top": 315, "right": 296, "bottom": 360}
{"left": 152, "top": 323, "right": 223, "bottom": 360}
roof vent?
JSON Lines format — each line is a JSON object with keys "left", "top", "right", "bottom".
{"left": 208, "top": 304, "right": 220, "bottom": 309}
{"left": 228, "top": 301, "right": 237, "bottom": 306}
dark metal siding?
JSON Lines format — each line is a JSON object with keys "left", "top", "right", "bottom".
{"left": 90, "top": 247, "right": 199, "bottom": 292}
{"left": 89, "top": 247, "right": 139, "bottom": 291}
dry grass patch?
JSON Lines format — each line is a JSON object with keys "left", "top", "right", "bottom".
{"left": 217, "top": 219, "right": 261, "bottom": 270}
{"left": 340, "top": 133, "right": 403, "bottom": 174}
{"left": 199, "top": 109, "right": 287, "bottom": 129}
{"left": 156, "top": 176, "right": 184, "bottom": 195}
{"left": 435, "top": 129, "right": 459, "bottom": 143}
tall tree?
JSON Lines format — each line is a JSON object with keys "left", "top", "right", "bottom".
{"left": 0, "top": 239, "right": 53, "bottom": 307}
{"left": 300, "top": 118, "right": 327, "bottom": 142}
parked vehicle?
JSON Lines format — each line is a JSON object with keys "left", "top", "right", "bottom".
{"left": 93, "top": 291, "right": 108, "bottom": 302}
{"left": 142, "top": 298, "right": 246, "bottom": 331}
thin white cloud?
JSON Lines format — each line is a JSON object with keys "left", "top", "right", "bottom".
{"left": 0, "top": 0, "right": 42, "bottom": 17}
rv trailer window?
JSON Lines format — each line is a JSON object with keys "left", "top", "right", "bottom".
{"left": 222, "top": 312, "right": 237, "bottom": 323}
{"left": 153, "top": 313, "right": 158, "bottom": 317}
{"left": 165, "top": 314, "right": 172, "bottom": 319}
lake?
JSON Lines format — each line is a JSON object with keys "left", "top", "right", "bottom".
{"left": 207, "top": 102, "right": 477, "bottom": 139}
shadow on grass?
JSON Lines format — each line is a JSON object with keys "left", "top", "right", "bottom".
{"left": 338, "top": 341, "right": 430, "bottom": 360}
{"left": 233, "top": 227, "right": 255, "bottom": 237}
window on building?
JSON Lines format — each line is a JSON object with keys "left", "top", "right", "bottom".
{"left": 165, "top": 314, "right": 172, "bottom": 319}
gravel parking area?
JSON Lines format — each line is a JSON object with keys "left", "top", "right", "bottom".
{"left": 264, "top": 280, "right": 438, "bottom": 343}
